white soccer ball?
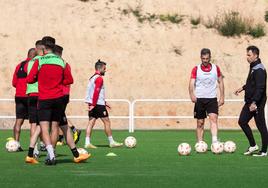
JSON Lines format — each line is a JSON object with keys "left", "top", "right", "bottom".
{"left": 195, "top": 141, "right": 208, "bottom": 153}
{"left": 5, "top": 140, "right": 19, "bottom": 152}
{"left": 178, "top": 143, "right": 191, "bottom": 156}
{"left": 77, "top": 148, "right": 88, "bottom": 154}
{"left": 224, "top": 141, "right": 236, "bottom": 153}
{"left": 124, "top": 136, "right": 137, "bottom": 148}
{"left": 211, "top": 142, "right": 224, "bottom": 154}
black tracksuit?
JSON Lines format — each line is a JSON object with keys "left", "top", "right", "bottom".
{"left": 238, "top": 58, "right": 268, "bottom": 152}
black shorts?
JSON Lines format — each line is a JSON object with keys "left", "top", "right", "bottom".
{"left": 28, "top": 96, "right": 39, "bottom": 124}
{"left": 15, "top": 97, "right": 28, "bottom": 119}
{"left": 59, "top": 95, "right": 69, "bottom": 126}
{"left": 194, "top": 98, "right": 218, "bottom": 119}
{"left": 38, "top": 97, "right": 64, "bottom": 122}
{"left": 88, "top": 105, "right": 109, "bottom": 119}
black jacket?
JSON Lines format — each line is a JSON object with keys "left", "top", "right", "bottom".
{"left": 243, "top": 58, "right": 267, "bottom": 105}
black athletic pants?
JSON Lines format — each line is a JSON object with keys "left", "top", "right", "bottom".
{"left": 238, "top": 99, "right": 268, "bottom": 153}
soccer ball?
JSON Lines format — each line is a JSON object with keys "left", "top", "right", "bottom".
{"left": 224, "top": 141, "right": 236, "bottom": 153}
{"left": 77, "top": 148, "right": 88, "bottom": 154}
{"left": 195, "top": 141, "right": 208, "bottom": 153}
{"left": 211, "top": 142, "right": 224, "bottom": 154}
{"left": 178, "top": 143, "right": 191, "bottom": 156}
{"left": 124, "top": 136, "right": 137, "bottom": 148}
{"left": 6, "top": 140, "right": 19, "bottom": 152}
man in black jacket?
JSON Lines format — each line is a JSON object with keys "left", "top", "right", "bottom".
{"left": 235, "top": 45, "right": 268, "bottom": 157}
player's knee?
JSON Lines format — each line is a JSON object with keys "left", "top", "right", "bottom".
{"left": 197, "top": 122, "right": 204, "bottom": 128}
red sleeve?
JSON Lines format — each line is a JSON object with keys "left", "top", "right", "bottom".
{"left": 190, "top": 66, "right": 197, "bottom": 79}
{"left": 12, "top": 64, "right": 20, "bottom": 87}
{"left": 27, "top": 60, "right": 39, "bottom": 84}
{"left": 216, "top": 65, "right": 221, "bottom": 77}
{"left": 92, "top": 77, "right": 103, "bottom": 106}
{"left": 63, "top": 63, "right": 74, "bottom": 85}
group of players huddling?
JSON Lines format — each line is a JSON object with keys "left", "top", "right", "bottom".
{"left": 11, "top": 38, "right": 268, "bottom": 165}
{"left": 12, "top": 36, "right": 123, "bottom": 165}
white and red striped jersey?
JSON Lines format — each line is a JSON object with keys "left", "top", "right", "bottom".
{"left": 191, "top": 63, "right": 221, "bottom": 98}
{"left": 85, "top": 72, "right": 105, "bottom": 106}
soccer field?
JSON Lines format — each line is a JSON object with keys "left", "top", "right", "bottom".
{"left": 0, "top": 130, "right": 267, "bottom": 188}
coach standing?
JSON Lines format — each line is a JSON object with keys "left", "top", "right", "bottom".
{"left": 235, "top": 46, "right": 268, "bottom": 157}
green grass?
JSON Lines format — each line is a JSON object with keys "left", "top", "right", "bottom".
{"left": 0, "top": 130, "right": 268, "bottom": 188}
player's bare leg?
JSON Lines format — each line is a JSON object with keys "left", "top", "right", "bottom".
{"left": 85, "top": 118, "right": 97, "bottom": 148}
{"left": 50, "top": 121, "right": 59, "bottom": 148}
{"left": 40, "top": 121, "right": 56, "bottom": 164}
{"left": 13, "top": 118, "right": 24, "bottom": 141}
{"left": 25, "top": 126, "right": 41, "bottom": 164}
{"left": 208, "top": 113, "right": 218, "bottom": 143}
{"left": 60, "top": 125, "right": 90, "bottom": 163}
{"left": 196, "top": 119, "right": 205, "bottom": 142}
{"left": 100, "top": 117, "right": 123, "bottom": 148}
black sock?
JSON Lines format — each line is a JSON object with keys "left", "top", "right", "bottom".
{"left": 71, "top": 147, "right": 79, "bottom": 158}
{"left": 70, "top": 126, "right": 76, "bottom": 132}
{"left": 28, "top": 147, "right": 34, "bottom": 157}
{"left": 58, "top": 135, "right": 64, "bottom": 142}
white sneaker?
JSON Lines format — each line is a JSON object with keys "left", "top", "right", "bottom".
{"left": 253, "top": 152, "right": 267, "bottom": 157}
{"left": 109, "top": 141, "right": 123, "bottom": 148}
{"left": 33, "top": 149, "right": 40, "bottom": 158}
{"left": 85, "top": 143, "right": 97, "bottom": 149}
{"left": 244, "top": 145, "right": 259, "bottom": 155}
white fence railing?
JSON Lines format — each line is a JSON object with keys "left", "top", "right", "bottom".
{"left": 1, "top": 98, "right": 267, "bottom": 133}
{"left": 0, "top": 98, "right": 132, "bottom": 132}
{"left": 131, "top": 99, "right": 268, "bottom": 132}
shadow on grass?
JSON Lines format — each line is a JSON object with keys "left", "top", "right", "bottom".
{"left": 56, "top": 158, "right": 90, "bottom": 164}
{"left": 56, "top": 158, "right": 75, "bottom": 164}
{"left": 95, "top": 144, "right": 109, "bottom": 148}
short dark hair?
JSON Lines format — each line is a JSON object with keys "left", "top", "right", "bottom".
{"left": 200, "top": 48, "right": 211, "bottom": 56}
{"left": 53, "top": 45, "right": 63, "bottom": 56}
{"left": 35, "top": 40, "right": 43, "bottom": 46}
{"left": 95, "top": 59, "right": 106, "bottom": 70}
{"left": 247, "top": 45, "right": 259, "bottom": 57}
{"left": 27, "top": 48, "right": 36, "bottom": 57}
{"left": 42, "top": 36, "right": 56, "bottom": 50}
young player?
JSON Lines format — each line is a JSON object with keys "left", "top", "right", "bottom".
{"left": 85, "top": 60, "right": 123, "bottom": 149}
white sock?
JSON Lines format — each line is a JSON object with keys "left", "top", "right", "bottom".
{"left": 85, "top": 137, "right": 91, "bottom": 145}
{"left": 34, "top": 143, "right": 39, "bottom": 153}
{"left": 40, "top": 141, "right": 45, "bottom": 147}
{"left": 212, "top": 136, "right": 218, "bottom": 143}
{"left": 46, "top": 145, "right": 55, "bottom": 160}
{"left": 108, "top": 136, "right": 115, "bottom": 144}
